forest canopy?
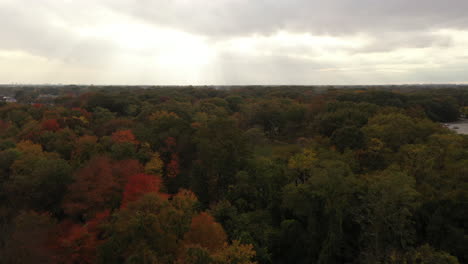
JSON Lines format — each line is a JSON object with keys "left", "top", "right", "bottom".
{"left": 0, "top": 86, "right": 467, "bottom": 264}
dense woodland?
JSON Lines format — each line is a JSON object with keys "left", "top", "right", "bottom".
{"left": 0, "top": 86, "right": 467, "bottom": 264}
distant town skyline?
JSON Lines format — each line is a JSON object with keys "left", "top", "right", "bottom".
{"left": 1, "top": 0, "right": 468, "bottom": 85}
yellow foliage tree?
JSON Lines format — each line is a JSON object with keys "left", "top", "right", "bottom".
{"left": 15, "top": 140, "right": 43, "bottom": 155}
{"left": 288, "top": 148, "right": 317, "bottom": 184}
{"left": 212, "top": 241, "right": 257, "bottom": 264}
{"left": 145, "top": 153, "right": 164, "bottom": 174}
{"left": 148, "top": 110, "right": 180, "bottom": 121}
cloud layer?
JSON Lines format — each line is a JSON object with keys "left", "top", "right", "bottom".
{"left": 1, "top": 0, "right": 468, "bottom": 84}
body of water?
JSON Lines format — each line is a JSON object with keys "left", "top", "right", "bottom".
{"left": 442, "top": 119, "right": 468, "bottom": 135}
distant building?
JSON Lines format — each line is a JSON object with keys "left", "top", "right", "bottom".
{"left": 38, "top": 94, "right": 58, "bottom": 99}
{"left": 0, "top": 96, "right": 17, "bottom": 103}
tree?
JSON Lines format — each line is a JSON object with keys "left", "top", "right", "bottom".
{"left": 0, "top": 149, "right": 19, "bottom": 183}
{"left": 63, "top": 156, "right": 119, "bottom": 220}
{"left": 39, "top": 128, "right": 77, "bottom": 159}
{"left": 56, "top": 211, "right": 110, "bottom": 264}
{"left": 121, "top": 173, "right": 167, "bottom": 207}
{"left": 166, "top": 153, "right": 180, "bottom": 178}
{"left": 288, "top": 148, "right": 317, "bottom": 184}
{"left": 193, "top": 118, "right": 250, "bottom": 203}
{"left": 145, "top": 152, "right": 164, "bottom": 174}
{"left": 97, "top": 118, "right": 135, "bottom": 137}
{"left": 225, "top": 95, "right": 244, "bottom": 112}
{"left": 315, "top": 102, "right": 377, "bottom": 136}
{"left": 363, "top": 113, "right": 441, "bottom": 151}
{"left": 362, "top": 113, "right": 416, "bottom": 151}
{"left": 211, "top": 241, "right": 257, "bottom": 264}
{"left": 2, "top": 211, "right": 57, "bottom": 264}
{"left": 331, "top": 126, "right": 365, "bottom": 151}
{"left": 356, "top": 138, "right": 390, "bottom": 171}
{"left": 282, "top": 160, "right": 356, "bottom": 264}
{"left": 111, "top": 130, "right": 138, "bottom": 144}
{"left": 110, "top": 141, "right": 138, "bottom": 161}
{"left": 72, "top": 135, "right": 101, "bottom": 164}
{"left": 0, "top": 120, "right": 11, "bottom": 137}
{"left": 182, "top": 212, "right": 227, "bottom": 252}
{"left": 6, "top": 142, "right": 72, "bottom": 213}
{"left": 354, "top": 167, "right": 421, "bottom": 263}
{"left": 407, "top": 244, "right": 459, "bottom": 264}
{"left": 98, "top": 192, "right": 196, "bottom": 263}
{"left": 398, "top": 144, "right": 436, "bottom": 184}
{"left": 383, "top": 244, "right": 460, "bottom": 264}
{"left": 112, "top": 159, "right": 144, "bottom": 184}
{"left": 135, "top": 110, "right": 191, "bottom": 152}
{"left": 99, "top": 190, "right": 256, "bottom": 264}
{"left": 91, "top": 107, "right": 116, "bottom": 125}
{"left": 41, "top": 119, "right": 61, "bottom": 132}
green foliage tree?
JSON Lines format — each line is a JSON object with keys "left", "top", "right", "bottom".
{"left": 354, "top": 167, "right": 420, "bottom": 263}
{"left": 5, "top": 142, "right": 72, "bottom": 214}
{"left": 282, "top": 160, "right": 356, "bottom": 264}
{"left": 193, "top": 118, "right": 250, "bottom": 203}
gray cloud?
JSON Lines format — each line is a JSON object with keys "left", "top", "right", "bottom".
{"left": 105, "top": 0, "right": 468, "bottom": 36}
{"left": 0, "top": 3, "right": 70, "bottom": 56}
{"left": 351, "top": 31, "right": 454, "bottom": 53}
{"left": 1, "top": 0, "right": 468, "bottom": 84}
{"left": 0, "top": 0, "right": 118, "bottom": 65}
{"left": 101, "top": 0, "right": 468, "bottom": 55}
{"left": 2, "top": 0, "right": 466, "bottom": 56}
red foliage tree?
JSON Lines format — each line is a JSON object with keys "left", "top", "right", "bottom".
{"left": 166, "top": 153, "right": 180, "bottom": 178}
{"left": 63, "top": 157, "right": 119, "bottom": 219}
{"left": 97, "top": 119, "right": 135, "bottom": 137}
{"left": 111, "top": 130, "right": 138, "bottom": 144}
{"left": 56, "top": 210, "right": 109, "bottom": 264}
{"left": 159, "top": 96, "right": 170, "bottom": 103}
{"left": 57, "top": 223, "right": 96, "bottom": 264}
{"left": 121, "top": 173, "right": 168, "bottom": 207}
{"left": 42, "top": 119, "right": 61, "bottom": 132}
{"left": 112, "top": 159, "right": 144, "bottom": 185}
{"left": 0, "top": 120, "right": 10, "bottom": 131}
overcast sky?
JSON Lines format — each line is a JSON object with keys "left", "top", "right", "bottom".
{"left": 1, "top": 0, "right": 468, "bottom": 85}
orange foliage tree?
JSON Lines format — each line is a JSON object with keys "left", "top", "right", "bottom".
{"left": 182, "top": 212, "right": 227, "bottom": 251}
{"left": 121, "top": 173, "right": 167, "bottom": 207}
